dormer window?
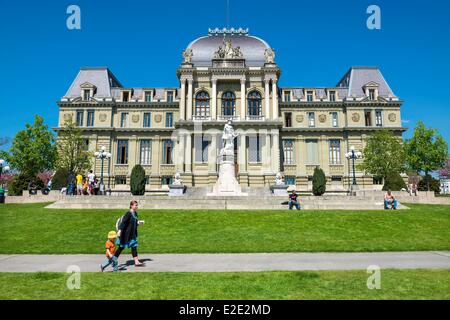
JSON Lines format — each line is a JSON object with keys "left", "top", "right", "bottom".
{"left": 306, "top": 91, "right": 314, "bottom": 102}
{"left": 122, "top": 91, "right": 130, "bottom": 102}
{"left": 144, "top": 91, "right": 153, "bottom": 102}
{"left": 83, "top": 90, "right": 91, "bottom": 101}
{"left": 369, "top": 89, "right": 375, "bottom": 101}
{"left": 329, "top": 91, "right": 336, "bottom": 102}
{"left": 167, "top": 91, "right": 174, "bottom": 103}
{"left": 80, "top": 82, "right": 96, "bottom": 101}
{"left": 284, "top": 91, "right": 291, "bottom": 102}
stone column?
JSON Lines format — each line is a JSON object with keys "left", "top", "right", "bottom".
{"left": 272, "top": 78, "right": 278, "bottom": 120}
{"left": 187, "top": 79, "right": 193, "bottom": 120}
{"left": 263, "top": 132, "right": 271, "bottom": 172}
{"left": 264, "top": 79, "right": 270, "bottom": 120}
{"left": 211, "top": 78, "right": 217, "bottom": 120}
{"left": 184, "top": 133, "right": 192, "bottom": 173}
{"left": 180, "top": 79, "right": 186, "bottom": 120}
{"left": 176, "top": 134, "right": 185, "bottom": 172}
{"left": 238, "top": 134, "right": 247, "bottom": 173}
{"left": 271, "top": 131, "right": 280, "bottom": 173}
{"left": 240, "top": 78, "right": 246, "bottom": 120}
{"left": 153, "top": 136, "right": 161, "bottom": 175}
{"left": 208, "top": 134, "right": 217, "bottom": 173}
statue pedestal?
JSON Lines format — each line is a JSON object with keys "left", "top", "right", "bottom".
{"left": 169, "top": 185, "right": 186, "bottom": 196}
{"left": 270, "top": 185, "right": 289, "bottom": 196}
{"left": 208, "top": 156, "right": 247, "bottom": 197}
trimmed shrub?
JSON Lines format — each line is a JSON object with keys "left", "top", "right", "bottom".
{"left": 382, "top": 172, "right": 407, "bottom": 191}
{"left": 52, "top": 168, "right": 70, "bottom": 189}
{"left": 130, "top": 165, "right": 146, "bottom": 196}
{"left": 312, "top": 167, "right": 326, "bottom": 196}
{"left": 418, "top": 175, "right": 440, "bottom": 193}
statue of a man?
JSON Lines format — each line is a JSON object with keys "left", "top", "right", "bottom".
{"left": 173, "top": 172, "right": 183, "bottom": 186}
{"left": 275, "top": 172, "right": 284, "bottom": 185}
{"left": 265, "top": 48, "right": 275, "bottom": 64}
{"left": 182, "top": 48, "right": 193, "bottom": 64}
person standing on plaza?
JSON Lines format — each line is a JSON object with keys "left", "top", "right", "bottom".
{"left": 76, "top": 172, "right": 83, "bottom": 195}
{"left": 87, "top": 170, "right": 96, "bottom": 195}
{"left": 112, "top": 200, "right": 145, "bottom": 270}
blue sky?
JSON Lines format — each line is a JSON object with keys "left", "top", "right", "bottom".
{"left": 0, "top": 0, "right": 449, "bottom": 150}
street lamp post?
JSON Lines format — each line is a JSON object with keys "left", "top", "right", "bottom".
{"left": 94, "top": 146, "right": 111, "bottom": 195}
{"left": 345, "top": 146, "right": 362, "bottom": 194}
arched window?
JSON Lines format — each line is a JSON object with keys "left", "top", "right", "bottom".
{"left": 195, "top": 91, "right": 210, "bottom": 119}
{"left": 247, "top": 91, "right": 262, "bottom": 117}
{"left": 222, "top": 92, "right": 236, "bottom": 116}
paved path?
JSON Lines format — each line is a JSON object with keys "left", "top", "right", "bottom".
{"left": 1, "top": 252, "right": 450, "bottom": 273}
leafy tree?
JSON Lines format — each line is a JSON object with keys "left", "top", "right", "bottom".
{"left": 7, "top": 172, "right": 44, "bottom": 196}
{"left": 0, "top": 115, "right": 55, "bottom": 176}
{"left": 438, "top": 158, "right": 450, "bottom": 180}
{"left": 418, "top": 175, "right": 441, "bottom": 193}
{"left": 130, "top": 165, "right": 146, "bottom": 196}
{"left": 382, "top": 172, "right": 407, "bottom": 191}
{"left": 56, "top": 120, "right": 93, "bottom": 174}
{"left": 52, "top": 168, "right": 70, "bottom": 189}
{"left": 359, "top": 129, "right": 405, "bottom": 180}
{"left": 312, "top": 167, "right": 326, "bottom": 196}
{"left": 404, "top": 121, "right": 448, "bottom": 191}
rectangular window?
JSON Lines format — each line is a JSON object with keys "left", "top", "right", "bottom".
{"left": 331, "top": 112, "right": 338, "bottom": 127}
{"left": 161, "top": 176, "right": 173, "bottom": 186}
{"left": 375, "top": 110, "right": 383, "bottom": 127}
{"left": 369, "top": 89, "right": 375, "bottom": 101}
{"left": 87, "top": 110, "right": 95, "bottom": 127}
{"left": 365, "top": 110, "right": 372, "bottom": 126}
{"left": 285, "top": 112, "right": 292, "bottom": 128}
{"left": 117, "top": 140, "right": 128, "bottom": 165}
{"left": 307, "top": 91, "right": 313, "bottom": 102}
{"left": 143, "top": 112, "right": 151, "bottom": 128}
{"left": 166, "top": 112, "right": 173, "bottom": 128}
{"left": 115, "top": 176, "right": 127, "bottom": 185}
{"left": 120, "top": 113, "right": 128, "bottom": 128}
{"left": 329, "top": 91, "right": 336, "bottom": 102}
{"left": 285, "top": 176, "right": 296, "bottom": 186}
{"left": 329, "top": 140, "right": 341, "bottom": 165}
{"left": 308, "top": 112, "right": 315, "bottom": 127}
{"left": 195, "top": 135, "right": 209, "bottom": 163}
{"left": 167, "top": 91, "right": 174, "bottom": 102}
{"left": 122, "top": 91, "right": 129, "bottom": 102}
{"left": 284, "top": 91, "right": 291, "bottom": 102}
{"left": 76, "top": 111, "right": 84, "bottom": 127}
{"left": 248, "top": 135, "right": 262, "bottom": 163}
{"left": 306, "top": 139, "right": 318, "bottom": 165}
{"left": 82, "top": 139, "right": 89, "bottom": 151}
{"left": 140, "top": 140, "right": 152, "bottom": 165}
{"left": 163, "top": 140, "right": 174, "bottom": 164}
{"left": 283, "top": 140, "right": 294, "bottom": 165}
{"left": 144, "top": 91, "right": 152, "bottom": 102}
{"left": 83, "top": 90, "right": 91, "bottom": 101}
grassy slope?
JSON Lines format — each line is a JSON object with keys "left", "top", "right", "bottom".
{"left": 0, "top": 269, "right": 448, "bottom": 300}
{"left": 0, "top": 203, "right": 449, "bottom": 254}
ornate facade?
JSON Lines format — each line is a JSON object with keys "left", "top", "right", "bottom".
{"left": 56, "top": 28, "right": 405, "bottom": 192}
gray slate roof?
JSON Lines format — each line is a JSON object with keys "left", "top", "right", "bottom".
{"left": 64, "top": 67, "right": 122, "bottom": 98}
{"left": 336, "top": 67, "right": 395, "bottom": 98}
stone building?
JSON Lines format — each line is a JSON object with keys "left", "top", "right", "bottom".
{"left": 56, "top": 28, "right": 405, "bottom": 192}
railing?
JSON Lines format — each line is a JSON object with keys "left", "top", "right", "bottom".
{"left": 193, "top": 115, "right": 212, "bottom": 121}
{"left": 246, "top": 115, "right": 265, "bottom": 121}
{"left": 283, "top": 164, "right": 297, "bottom": 175}
{"left": 217, "top": 115, "right": 240, "bottom": 121}
{"left": 160, "top": 164, "right": 176, "bottom": 176}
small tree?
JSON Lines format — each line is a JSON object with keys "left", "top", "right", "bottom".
{"left": 359, "top": 129, "right": 405, "bottom": 181}
{"left": 56, "top": 120, "right": 93, "bottom": 174}
{"left": 418, "top": 175, "right": 440, "bottom": 193}
{"left": 382, "top": 172, "right": 407, "bottom": 191}
{"left": 438, "top": 158, "right": 450, "bottom": 180}
{"left": 312, "top": 167, "right": 326, "bottom": 196}
{"left": 404, "top": 121, "right": 448, "bottom": 191}
{"left": 0, "top": 115, "right": 56, "bottom": 176}
{"left": 130, "top": 165, "right": 146, "bottom": 196}
{"left": 52, "top": 168, "right": 70, "bottom": 189}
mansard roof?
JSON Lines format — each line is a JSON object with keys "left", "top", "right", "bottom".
{"left": 64, "top": 67, "right": 122, "bottom": 99}
{"left": 336, "top": 66, "right": 395, "bottom": 98}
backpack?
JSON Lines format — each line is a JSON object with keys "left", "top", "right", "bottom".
{"left": 116, "top": 214, "right": 126, "bottom": 232}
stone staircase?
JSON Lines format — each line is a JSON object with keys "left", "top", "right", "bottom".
{"left": 45, "top": 191, "right": 408, "bottom": 210}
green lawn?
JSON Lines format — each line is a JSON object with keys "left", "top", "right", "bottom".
{"left": 0, "top": 203, "right": 449, "bottom": 254}
{"left": 0, "top": 269, "right": 448, "bottom": 300}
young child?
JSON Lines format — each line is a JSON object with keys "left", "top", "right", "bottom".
{"left": 100, "top": 231, "right": 119, "bottom": 272}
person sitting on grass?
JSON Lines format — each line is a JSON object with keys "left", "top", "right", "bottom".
{"left": 289, "top": 190, "right": 301, "bottom": 210}
{"left": 100, "top": 231, "right": 118, "bottom": 272}
{"left": 384, "top": 190, "right": 398, "bottom": 210}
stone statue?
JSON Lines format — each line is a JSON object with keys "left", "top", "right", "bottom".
{"left": 173, "top": 172, "right": 183, "bottom": 186}
{"left": 275, "top": 172, "right": 284, "bottom": 186}
{"left": 221, "top": 120, "right": 238, "bottom": 155}
{"left": 213, "top": 39, "right": 244, "bottom": 59}
{"left": 265, "top": 48, "right": 275, "bottom": 64}
{"left": 182, "top": 48, "right": 193, "bottom": 64}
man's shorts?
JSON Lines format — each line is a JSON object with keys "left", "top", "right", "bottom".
{"left": 77, "top": 184, "right": 83, "bottom": 190}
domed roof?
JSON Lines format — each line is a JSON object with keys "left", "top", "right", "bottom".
{"left": 187, "top": 28, "right": 271, "bottom": 67}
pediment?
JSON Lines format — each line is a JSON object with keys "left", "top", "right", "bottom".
{"left": 80, "top": 82, "right": 96, "bottom": 89}
{"left": 362, "top": 81, "right": 379, "bottom": 88}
